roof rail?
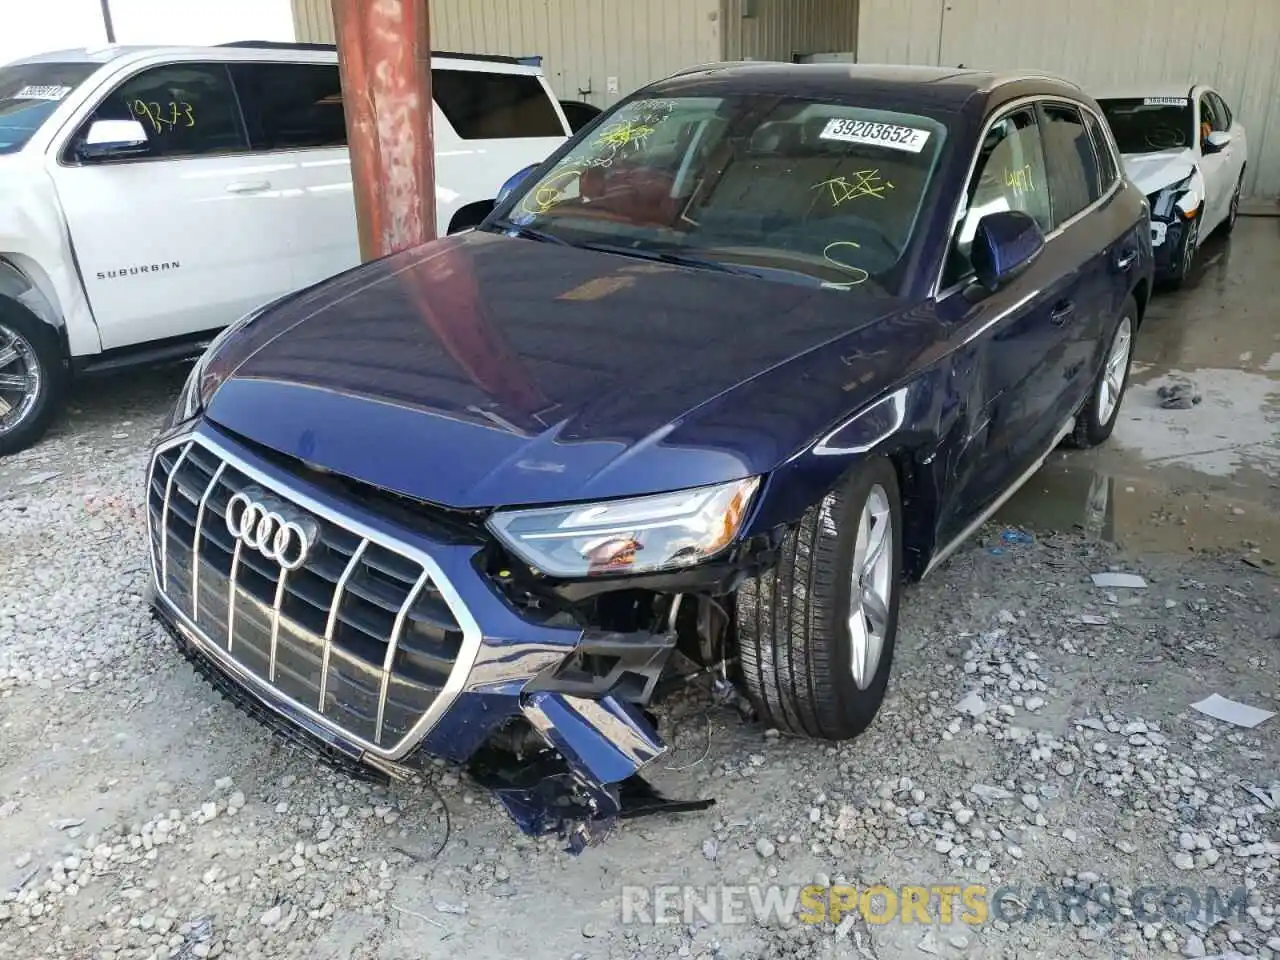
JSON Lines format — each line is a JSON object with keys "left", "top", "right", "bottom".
{"left": 217, "top": 40, "right": 528, "bottom": 65}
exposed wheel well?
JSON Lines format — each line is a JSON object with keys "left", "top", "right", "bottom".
{"left": 1132, "top": 277, "right": 1150, "bottom": 328}
{"left": 447, "top": 200, "right": 495, "bottom": 235}
{"left": 886, "top": 448, "right": 934, "bottom": 582}
{"left": 0, "top": 257, "right": 66, "bottom": 345}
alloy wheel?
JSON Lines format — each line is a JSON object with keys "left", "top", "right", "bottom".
{"left": 1229, "top": 187, "right": 1240, "bottom": 227}
{"left": 847, "top": 483, "right": 893, "bottom": 690}
{"left": 1182, "top": 220, "right": 1199, "bottom": 277}
{"left": 0, "top": 323, "right": 42, "bottom": 437}
{"left": 1097, "top": 315, "right": 1133, "bottom": 425}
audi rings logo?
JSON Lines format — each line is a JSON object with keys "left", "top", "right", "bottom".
{"left": 225, "top": 488, "right": 319, "bottom": 571}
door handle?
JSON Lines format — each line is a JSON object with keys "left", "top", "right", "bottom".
{"left": 1115, "top": 250, "right": 1138, "bottom": 270}
{"left": 1050, "top": 300, "right": 1075, "bottom": 325}
{"left": 226, "top": 180, "right": 271, "bottom": 194}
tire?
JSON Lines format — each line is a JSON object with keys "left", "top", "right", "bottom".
{"left": 0, "top": 299, "right": 66, "bottom": 456}
{"left": 1068, "top": 296, "right": 1136, "bottom": 449}
{"left": 735, "top": 457, "right": 903, "bottom": 740}
{"left": 1221, "top": 174, "right": 1242, "bottom": 236}
{"left": 1165, "top": 217, "right": 1199, "bottom": 289}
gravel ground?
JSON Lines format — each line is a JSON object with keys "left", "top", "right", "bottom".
{"left": 1, "top": 373, "right": 1278, "bottom": 960}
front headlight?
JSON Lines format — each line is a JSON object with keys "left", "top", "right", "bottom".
{"left": 487, "top": 477, "right": 761, "bottom": 578}
{"left": 169, "top": 357, "right": 206, "bottom": 427}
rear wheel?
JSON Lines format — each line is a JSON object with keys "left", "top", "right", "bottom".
{"left": 735, "top": 457, "right": 902, "bottom": 740}
{"left": 1068, "top": 296, "right": 1136, "bottom": 449}
{"left": 0, "top": 302, "right": 65, "bottom": 456}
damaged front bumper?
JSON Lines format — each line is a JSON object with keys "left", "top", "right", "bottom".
{"left": 145, "top": 423, "right": 717, "bottom": 846}
{"left": 1149, "top": 214, "right": 1193, "bottom": 278}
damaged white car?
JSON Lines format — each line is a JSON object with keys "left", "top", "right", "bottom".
{"left": 1097, "top": 85, "right": 1247, "bottom": 286}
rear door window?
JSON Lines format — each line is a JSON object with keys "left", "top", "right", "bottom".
{"left": 73, "top": 62, "right": 248, "bottom": 161}
{"left": 229, "top": 62, "right": 347, "bottom": 150}
{"left": 432, "top": 69, "right": 565, "bottom": 139}
{"left": 1038, "top": 102, "right": 1103, "bottom": 226}
{"left": 1084, "top": 111, "right": 1119, "bottom": 191}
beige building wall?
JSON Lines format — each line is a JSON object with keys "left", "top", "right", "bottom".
{"left": 293, "top": 0, "right": 1279, "bottom": 198}
{"left": 720, "top": 0, "right": 858, "bottom": 62}
{"left": 858, "top": 0, "right": 1280, "bottom": 198}
{"left": 292, "top": 0, "right": 721, "bottom": 108}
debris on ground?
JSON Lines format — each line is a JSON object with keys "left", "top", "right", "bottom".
{"left": 1190, "top": 693, "right": 1276, "bottom": 728}
{"left": 1158, "top": 375, "right": 1203, "bottom": 409}
{"left": 1091, "top": 571, "right": 1149, "bottom": 588}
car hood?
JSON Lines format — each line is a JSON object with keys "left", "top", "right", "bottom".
{"left": 200, "top": 231, "right": 919, "bottom": 509}
{"left": 1121, "top": 148, "right": 1197, "bottom": 196}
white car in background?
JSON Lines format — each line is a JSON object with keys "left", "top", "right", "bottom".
{"left": 1096, "top": 84, "right": 1247, "bottom": 287}
{"left": 0, "top": 41, "right": 570, "bottom": 454}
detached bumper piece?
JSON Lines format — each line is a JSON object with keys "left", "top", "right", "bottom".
{"left": 146, "top": 428, "right": 707, "bottom": 848}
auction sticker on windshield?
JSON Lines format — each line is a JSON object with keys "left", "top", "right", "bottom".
{"left": 820, "top": 118, "right": 931, "bottom": 153}
{"left": 12, "top": 85, "right": 73, "bottom": 101}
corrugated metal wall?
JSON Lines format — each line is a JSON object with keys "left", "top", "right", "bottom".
{"left": 857, "top": 0, "right": 1280, "bottom": 199}
{"left": 293, "top": 0, "right": 721, "bottom": 107}
{"left": 721, "top": 0, "right": 858, "bottom": 62}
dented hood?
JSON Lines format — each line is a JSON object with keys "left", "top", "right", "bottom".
{"left": 200, "top": 229, "right": 908, "bottom": 509}
{"left": 1122, "top": 148, "right": 1197, "bottom": 196}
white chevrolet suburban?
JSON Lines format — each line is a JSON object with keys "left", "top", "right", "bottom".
{"left": 0, "top": 40, "right": 571, "bottom": 454}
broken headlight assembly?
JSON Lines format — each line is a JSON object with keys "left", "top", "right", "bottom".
{"left": 487, "top": 477, "right": 761, "bottom": 578}
{"left": 1150, "top": 168, "right": 1205, "bottom": 223}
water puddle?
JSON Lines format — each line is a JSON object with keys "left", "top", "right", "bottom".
{"left": 996, "top": 460, "right": 1280, "bottom": 564}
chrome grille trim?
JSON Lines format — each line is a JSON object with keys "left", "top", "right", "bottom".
{"left": 159, "top": 446, "right": 190, "bottom": 588}
{"left": 191, "top": 461, "right": 226, "bottom": 622}
{"left": 319, "top": 539, "right": 368, "bottom": 712}
{"left": 267, "top": 568, "right": 289, "bottom": 682}
{"left": 145, "top": 431, "right": 484, "bottom": 761}
{"left": 376, "top": 569, "right": 430, "bottom": 744}
{"left": 226, "top": 538, "right": 243, "bottom": 654}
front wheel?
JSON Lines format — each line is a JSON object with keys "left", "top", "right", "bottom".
{"left": 0, "top": 301, "right": 66, "bottom": 456}
{"left": 1166, "top": 217, "right": 1199, "bottom": 289}
{"left": 735, "top": 457, "right": 903, "bottom": 740}
{"left": 1221, "top": 175, "right": 1242, "bottom": 236}
{"left": 1068, "top": 296, "right": 1136, "bottom": 449}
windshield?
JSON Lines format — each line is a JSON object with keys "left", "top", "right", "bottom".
{"left": 493, "top": 94, "right": 948, "bottom": 294}
{"left": 0, "top": 61, "right": 96, "bottom": 155}
{"left": 1098, "top": 97, "right": 1194, "bottom": 155}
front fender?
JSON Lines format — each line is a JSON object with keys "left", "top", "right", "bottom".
{"left": 0, "top": 161, "right": 101, "bottom": 356}
{"left": 746, "top": 366, "right": 955, "bottom": 579}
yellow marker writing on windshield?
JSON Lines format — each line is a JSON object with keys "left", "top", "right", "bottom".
{"left": 520, "top": 166, "right": 583, "bottom": 216}
{"left": 814, "top": 170, "right": 895, "bottom": 207}
{"left": 822, "top": 240, "right": 869, "bottom": 289}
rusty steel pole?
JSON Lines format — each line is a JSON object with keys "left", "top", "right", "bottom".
{"left": 331, "top": 0, "right": 437, "bottom": 260}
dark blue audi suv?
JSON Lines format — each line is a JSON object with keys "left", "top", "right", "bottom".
{"left": 146, "top": 63, "right": 1153, "bottom": 838}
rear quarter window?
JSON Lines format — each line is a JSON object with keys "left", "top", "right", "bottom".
{"left": 432, "top": 69, "right": 564, "bottom": 140}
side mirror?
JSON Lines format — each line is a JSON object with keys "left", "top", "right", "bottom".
{"left": 496, "top": 164, "right": 538, "bottom": 205}
{"left": 1203, "top": 130, "right": 1231, "bottom": 153}
{"left": 970, "top": 210, "right": 1045, "bottom": 293}
{"left": 77, "top": 119, "right": 150, "bottom": 161}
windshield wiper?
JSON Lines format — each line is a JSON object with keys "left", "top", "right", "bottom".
{"left": 487, "top": 218, "right": 571, "bottom": 245}
{"left": 575, "top": 241, "right": 762, "bottom": 277}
